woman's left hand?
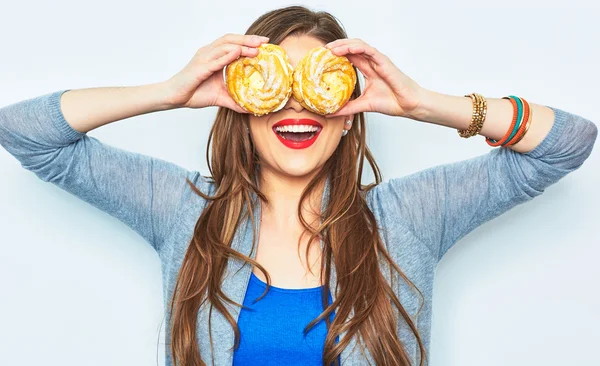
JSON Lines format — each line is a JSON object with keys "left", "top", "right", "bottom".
{"left": 325, "top": 38, "right": 425, "bottom": 119}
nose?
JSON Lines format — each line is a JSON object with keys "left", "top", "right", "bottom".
{"left": 283, "top": 94, "right": 304, "bottom": 113}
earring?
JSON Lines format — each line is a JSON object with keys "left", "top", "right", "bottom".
{"left": 246, "top": 126, "right": 250, "bottom": 133}
{"left": 342, "top": 119, "right": 351, "bottom": 137}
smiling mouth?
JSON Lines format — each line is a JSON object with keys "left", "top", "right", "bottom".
{"left": 272, "top": 119, "right": 323, "bottom": 149}
{"left": 273, "top": 125, "right": 322, "bottom": 141}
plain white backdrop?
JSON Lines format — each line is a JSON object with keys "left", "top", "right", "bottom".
{"left": 0, "top": 0, "right": 598, "bottom": 365}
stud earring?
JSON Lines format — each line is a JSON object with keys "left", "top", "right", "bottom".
{"left": 342, "top": 119, "right": 351, "bottom": 137}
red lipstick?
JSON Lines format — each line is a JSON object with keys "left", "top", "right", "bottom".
{"left": 272, "top": 118, "right": 323, "bottom": 149}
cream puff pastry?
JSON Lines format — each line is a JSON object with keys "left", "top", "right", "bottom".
{"left": 224, "top": 43, "right": 294, "bottom": 116}
{"left": 292, "top": 46, "right": 356, "bottom": 115}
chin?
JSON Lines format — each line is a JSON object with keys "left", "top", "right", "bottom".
{"left": 273, "top": 157, "right": 324, "bottom": 178}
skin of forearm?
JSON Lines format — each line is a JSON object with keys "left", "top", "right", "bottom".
{"left": 59, "top": 82, "right": 174, "bottom": 134}
{"left": 411, "top": 89, "right": 555, "bottom": 154}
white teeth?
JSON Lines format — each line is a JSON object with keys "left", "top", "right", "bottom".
{"left": 274, "top": 125, "right": 319, "bottom": 133}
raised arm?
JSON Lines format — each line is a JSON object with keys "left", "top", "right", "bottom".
{"left": 325, "top": 38, "right": 598, "bottom": 262}
{"left": 0, "top": 86, "right": 200, "bottom": 255}
{"left": 0, "top": 34, "right": 269, "bottom": 256}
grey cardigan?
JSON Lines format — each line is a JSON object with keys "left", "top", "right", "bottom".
{"left": 0, "top": 89, "right": 597, "bottom": 365}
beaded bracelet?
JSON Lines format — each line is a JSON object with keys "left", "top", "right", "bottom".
{"left": 459, "top": 93, "right": 533, "bottom": 147}
{"left": 458, "top": 93, "right": 487, "bottom": 138}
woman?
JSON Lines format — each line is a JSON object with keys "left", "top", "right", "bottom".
{"left": 0, "top": 5, "right": 597, "bottom": 366}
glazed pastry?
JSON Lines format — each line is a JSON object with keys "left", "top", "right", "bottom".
{"left": 224, "top": 43, "right": 294, "bottom": 116}
{"left": 292, "top": 46, "right": 357, "bottom": 115}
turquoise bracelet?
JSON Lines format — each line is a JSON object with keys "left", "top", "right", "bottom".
{"left": 488, "top": 95, "right": 523, "bottom": 145}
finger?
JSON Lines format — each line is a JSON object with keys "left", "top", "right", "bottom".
{"left": 207, "top": 44, "right": 259, "bottom": 61}
{"left": 207, "top": 47, "right": 244, "bottom": 73}
{"left": 330, "top": 45, "right": 376, "bottom": 67}
{"left": 326, "top": 41, "right": 379, "bottom": 79}
{"left": 329, "top": 43, "right": 369, "bottom": 57}
{"left": 330, "top": 43, "right": 372, "bottom": 57}
{"left": 212, "top": 33, "right": 267, "bottom": 47}
{"left": 330, "top": 43, "right": 386, "bottom": 67}
{"left": 219, "top": 96, "right": 249, "bottom": 114}
{"left": 345, "top": 54, "right": 376, "bottom": 79}
{"left": 325, "top": 38, "right": 360, "bottom": 49}
{"left": 212, "top": 33, "right": 269, "bottom": 48}
{"left": 326, "top": 97, "right": 371, "bottom": 118}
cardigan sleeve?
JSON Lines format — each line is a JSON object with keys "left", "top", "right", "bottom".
{"left": 0, "top": 89, "right": 210, "bottom": 255}
{"left": 366, "top": 106, "right": 598, "bottom": 263}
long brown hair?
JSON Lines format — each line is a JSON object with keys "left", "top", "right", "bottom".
{"left": 167, "top": 5, "right": 426, "bottom": 366}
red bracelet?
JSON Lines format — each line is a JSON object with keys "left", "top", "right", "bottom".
{"left": 486, "top": 97, "right": 521, "bottom": 147}
{"left": 504, "top": 97, "right": 531, "bottom": 147}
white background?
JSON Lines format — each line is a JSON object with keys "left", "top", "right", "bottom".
{"left": 0, "top": 0, "right": 599, "bottom": 365}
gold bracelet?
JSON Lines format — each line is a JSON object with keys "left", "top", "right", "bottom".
{"left": 458, "top": 93, "right": 487, "bottom": 138}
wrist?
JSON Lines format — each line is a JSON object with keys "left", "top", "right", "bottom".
{"left": 408, "top": 89, "right": 474, "bottom": 131}
{"left": 407, "top": 88, "right": 442, "bottom": 122}
{"left": 147, "top": 80, "right": 182, "bottom": 111}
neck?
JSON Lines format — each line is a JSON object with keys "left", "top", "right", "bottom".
{"left": 258, "top": 167, "right": 326, "bottom": 230}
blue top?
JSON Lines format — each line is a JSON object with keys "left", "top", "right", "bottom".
{"left": 233, "top": 272, "right": 339, "bottom": 365}
{"left": 0, "top": 90, "right": 597, "bottom": 365}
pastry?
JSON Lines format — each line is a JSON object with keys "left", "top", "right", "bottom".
{"left": 224, "top": 43, "right": 294, "bottom": 116}
{"left": 292, "top": 46, "right": 357, "bottom": 115}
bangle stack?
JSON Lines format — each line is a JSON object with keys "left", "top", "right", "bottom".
{"left": 458, "top": 93, "right": 487, "bottom": 138}
{"left": 458, "top": 93, "right": 533, "bottom": 147}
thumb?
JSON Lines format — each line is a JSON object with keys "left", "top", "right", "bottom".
{"left": 216, "top": 93, "right": 249, "bottom": 114}
{"left": 326, "top": 96, "right": 371, "bottom": 118}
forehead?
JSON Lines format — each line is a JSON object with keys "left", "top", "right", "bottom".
{"left": 278, "top": 35, "right": 326, "bottom": 68}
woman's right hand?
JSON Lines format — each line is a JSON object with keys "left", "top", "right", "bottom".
{"left": 164, "top": 34, "right": 269, "bottom": 111}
